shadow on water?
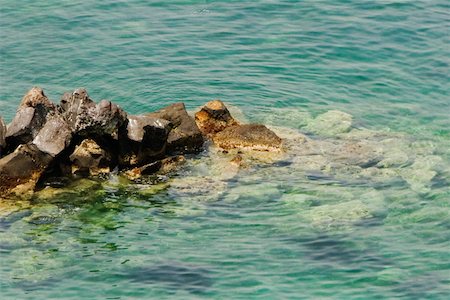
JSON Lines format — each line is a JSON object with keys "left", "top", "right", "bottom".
{"left": 121, "top": 263, "right": 214, "bottom": 294}
{"left": 0, "top": 209, "right": 32, "bottom": 230}
{"left": 284, "top": 233, "right": 391, "bottom": 271}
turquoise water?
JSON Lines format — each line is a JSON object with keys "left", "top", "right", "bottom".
{"left": 1, "top": 0, "right": 449, "bottom": 299}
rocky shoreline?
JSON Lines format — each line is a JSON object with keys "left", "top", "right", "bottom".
{"left": 0, "top": 88, "right": 283, "bottom": 200}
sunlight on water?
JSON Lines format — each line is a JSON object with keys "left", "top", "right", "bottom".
{"left": 1, "top": 0, "right": 449, "bottom": 299}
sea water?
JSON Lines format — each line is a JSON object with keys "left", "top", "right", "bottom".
{"left": 0, "top": 1, "right": 449, "bottom": 299}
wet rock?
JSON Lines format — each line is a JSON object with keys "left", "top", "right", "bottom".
{"left": 195, "top": 100, "right": 238, "bottom": 137}
{"left": 5, "top": 87, "right": 56, "bottom": 150}
{"left": 124, "top": 155, "right": 186, "bottom": 180}
{"left": 147, "top": 103, "right": 203, "bottom": 153}
{"left": 158, "top": 155, "right": 186, "bottom": 174}
{"left": 0, "top": 116, "right": 6, "bottom": 156}
{"left": 0, "top": 144, "right": 52, "bottom": 199}
{"left": 119, "top": 115, "right": 171, "bottom": 166}
{"left": 213, "top": 124, "right": 282, "bottom": 152}
{"left": 305, "top": 110, "right": 353, "bottom": 136}
{"left": 60, "top": 88, "right": 127, "bottom": 138}
{"left": 32, "top": 113, "right": 72, "bottom": 157}
{"left": 69, "top": 139, "right": 111, "bottom": 176}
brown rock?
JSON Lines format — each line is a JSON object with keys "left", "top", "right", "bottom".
{"left": 213, "top": 124, "right": 282, "bottom": 152}
{"left": 124, "top": 155, "right": 186, "bottom": 180}
{"left": 195, "top": 100, "right": 238, "bottom": 137}
{"left": 0, "top": 144, "right": 53, "bottom": 199}
{"left": 6, "top": 87, "right": 56, "bottom": 150}
{"left": 69, "top": 139, "right": 111, "bottom": 176}
{"left": 146, "top": 103, "right": 203, "bottom": 153}
{"left": 60, "top": 88, "right": 127, "bottom": 138}
{"left": 32, "top": 113, "right": 72, "bottom": 157}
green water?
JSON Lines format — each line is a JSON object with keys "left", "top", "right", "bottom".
{"left": 1, "top": 0, "right": 449, "bottom": 299}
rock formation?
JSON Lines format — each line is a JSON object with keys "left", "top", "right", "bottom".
{"left": 146, "top": 103, "right": 204, "bottom": 154}
{"left": 5, "top": 87, "right": 56, "bottom": 151}
{"left": 195, "top": 100, "right": 238, "bottom": 137}
{"left": 195, "top": 100, "right": 283, "bottom": 152}
{"left": 0, "top": 88, "right": 218, "bottom": 199}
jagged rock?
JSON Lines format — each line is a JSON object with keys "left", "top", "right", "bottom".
{"left": 5, "top": 87, "right": 56, "bottom": 150}
{"left": 147, "top": 103, "right": 203, "bottom": 153}
{"left": 60, "top": 88, "right": 127, "bottom": 138}
{"left": 69, "top": 139, "right": 111, "bottom": 176}
{"left": 119, "top": 115, "right": 171, "bottom": 166}
{"left": 213, "top": 124, "right": 282, "bottom": 152}
{"left": 305, "top": 110, "right": 353, "bottom": 137}
{"left": 0, "top": 144, "right": 52, "bottom": 199}
{"left": 0, "top": 116, "right": 6, "bottom": 156}
{"left": 32, "top": 113, "right": 72, "bottom": 157}
{"left": 195, "top": 100, "right": 238, "bottom": 137}
{"left": 124, "top": 155, "right": 186, "bottom": 180}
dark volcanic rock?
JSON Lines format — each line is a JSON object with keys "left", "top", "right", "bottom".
{"left": 0, "top": 116, "right": 6, "bottom": 156}
{"left": 147, "top": 103, "right": 203, "bottom": 154}
{"left": 69, "top": 139, "right": 112, "bottom": 176}
{"left": 60, "top": 88, "right": 127, "bottom": 138}
{"left": 213, "top": 124, "right": 282, "bottom": 152}
{"left": 0, "top": 143, "right": 53, "bottom": 199}
{"left": 119, "top": 115, "right": 171, "bottom": 166}
{"left": 195, "top": 100, "right": 238, "bottom": 137}
{"left": 33, "top": 113, "right": 72, "bottom": 157}
{"left": 5, "top": 87, "right": 56, "bottom": 150}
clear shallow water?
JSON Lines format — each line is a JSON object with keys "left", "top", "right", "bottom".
{"left": 1, "top": 0, "right": 449, "bottom": 299}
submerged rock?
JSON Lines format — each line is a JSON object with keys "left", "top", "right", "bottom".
{"left": 147, "top": 103, "right": 203, "bottom": 154}
{"left": 213, "top": 124, "right": 282, "bottom": 152}
{"left": 124, "top": 155, "right": 186, "bottom": 180}
{"left": 119, "top": 115, "right": 171, "bottom": 166}
{"left": 0, "top": 116, "right": 6, "bottom": 156}
{"left": 305, "top": 200, "right": 372, "bottom": 230}
{"left": 5, "top": 87, "right": 56, "bottom": 150}
{"left": 60, "top": 88, "right": 127, "bottom": 138}
{"left": 305, "top": 110, "right": 353, "bottom": 136}
{"left": 195, "top": 100, "right": 238, "bottom": 137}
{"left": 69, "top": 139, "right": 111, "bottom": 176}
{"left": 0, "top": 144, "right": 52, "bottom": 199}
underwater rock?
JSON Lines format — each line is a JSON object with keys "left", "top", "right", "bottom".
{"left": 213, "top": 124, "right": 282, "bottom": 152}
{"left": 249, "top": 107, "right": 312, "bottom": 129}
{"left": 146, "top": 103, "right": 204, "bottom": 154}
{"left": 169, "top": 176, "right": 227, "bottom": 203}
{"left": 306, "top": 200, "right": 372, "bottom": 230}
{"left": 195, "top": 100, "right": 238, "bottom": 137}
{"left": 330, "top": 140, "right": 383, "bottom": 168}
{"left": 124, "top": 155, "right": 186, "bottom": 180}
{"left": 5, "top": 87, "right": 56, "bottom": 151}
{"left": 0, "top": 144, "right": 52, "bottom": 199}
{"left": 119, "top": 115, "right": 171, "bottom": 166}
{"left": 305, "top": 110, "right": 353, "bottom": 136}
{"left": 32, "top": 113, "right": 72, "bottom": 157}
{"left": 69, "top": 139, "right": 111, "bottom": 176}
{"left": 400, "top": 155, "right": 443, "bottom": 193}
{"left": 0, "top": 116, "right": 6, "bottom": 156}
{"left": 60, "top": 88, "right": 127, "bottom": 138}
{"left": 33, "top": 178, "right": 102, "bottom": 201}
